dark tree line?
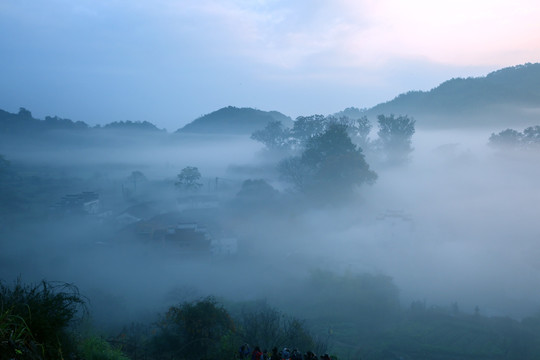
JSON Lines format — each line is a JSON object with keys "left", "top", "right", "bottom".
{"left": 278, "top": 123, "right": 376, "bottom": 199}
{"left": 0, "top": 107, "right": 164, "bottom": 135}
{"left": 489, "top": 125, "right": 540, "bottom": 148}
{"left": 6, "top": 276, "right": 540, "bottom": 360}
{"left": 116, "top": 297, "right": 324, "bottom": 360}
{"left": 251, "top": 115, "right": 374, "bottom": 153}
{"left": 251, "top": 114, "right": 415, "bottom": 200}
{"left": 252, "top": 113, "right": 415, "bottom": 162}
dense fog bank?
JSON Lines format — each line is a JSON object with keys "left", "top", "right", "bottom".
{"left": 2, "top": 126, "right": 540, "bottom": 324}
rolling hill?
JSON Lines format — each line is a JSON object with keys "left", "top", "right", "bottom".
{"left": 176, "top": 106, "right": 293, "bottom": 134}
{"left": 362, "top": 63, "right": 540, "bottom": 128}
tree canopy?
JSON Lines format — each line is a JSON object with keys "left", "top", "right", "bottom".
{"left": 279, "top": 123, "right": 377, "bottom": 199}
{"left": 250, "top": 120, "right": 292, "bottom": 151}
{"left": 376, "top": 114, "right": 415, "bottom": 163}
{"left": 251, "top": 114, "right": 373, "bottom": 154}
{"left": 175, "top": 166, "right": 203, "bottom": 192}
{"left": 291, "top": 115, "right": 327, "bottom": 146}
{"left": 157, "top": 297, "right": 235, "bottom": 360}
{"left": 489, "top": 125, "right": 540, "bottom": 148}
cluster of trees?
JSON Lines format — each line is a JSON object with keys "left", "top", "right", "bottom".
{"left": 375, "top": 114, "right": 416, "bottom": 164}
{"left": 0, "top": 279, "right": 323, "bottom": 360}
{"left": 0, "top": 107, "right": 164, "bottom": 135}
{"left": 251, "top": 114, "right": 415, "bottom": 160}
{"left": 7, "top": 275, "right": 540, "bottom": 360}
{"left": 100, "top": 120, "right": 164, "bottom": 132}
{"left": 250, "top": 114, "right": 415, "bottom": 200}
{"left": 367, "top": 63, "right": 540, "bottom": 120}
{"left": 127, "top": 166, "right": 203, "bottom": 197}
{"left": 136, "top": 298, "right": 324, "bottom": 360}
{"left": 251, "top": 115, "right": 373, "bottom": 153}
{"left": 0, "top": 107, "right": 89, "bottom": 134}
{"left": 489, "top": 125, "right": 540, "bottom": 148}
{"left": 177, "top": 106, "right": 293, "bottom": 134}
{"left": 277, "top": 123, "right": 376, "bottom": 199}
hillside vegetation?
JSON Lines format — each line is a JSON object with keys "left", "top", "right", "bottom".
{"left": 366, "top": 63, "right": 540, "bottom": 128}
{"left": 176, "top": 106, "right": 293, "bottom": 134}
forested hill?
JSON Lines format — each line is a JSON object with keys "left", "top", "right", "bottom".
{"left": 176, "top": 106, "right": 293, "bottom": 134}
{"left": 0, "top": 108, "right": 89, "bottom": 134}
{"left": 0, "top": 106, "right": 292, "bottom": 137}
{"left": 3, "top": 63, "right": 539, "bottom": 134}
{"left": 0, "top": 108, "right": 164, "bottom": 135}
{"left": 365, "top": 63, "right": 540, "bottom": 128}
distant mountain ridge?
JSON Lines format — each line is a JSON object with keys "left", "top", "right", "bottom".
{"left": 364, "top": 63, "right": 540, "bottom": 127}
{"left": 0, "top": 108, "right": 164, "bottom": 135}
{"left": 2, "top": 63, "right": 539, "bottom": 134}
{"left": 176, "top": 106, "right": 293, "bottom": 134}
{"left": 0, "top": 108, "right": 89, "bottom": 134}
{"left": 0, "top": 106, "right": 294, "bottom": 136}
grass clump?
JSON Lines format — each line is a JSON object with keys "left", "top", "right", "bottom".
{"left": 0, "top": 278, "right": 86, "bottom": 359}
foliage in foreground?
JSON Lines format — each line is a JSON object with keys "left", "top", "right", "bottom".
{"left": 0, "top": 279, "right": 86, "bottom": 359}
{"left": 152, "top": 296, "right": 235, "bottom": 360}
{"left": 6, "top": 275, "right": 540, "bottom": 360}
{"left": 78, "top": 335, "right": 130, "bottom": 360}
{"left": 113, "top": 297, "right": 324, "bottom": 360}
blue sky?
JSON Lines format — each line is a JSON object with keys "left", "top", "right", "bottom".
{"left": 1, "top": 0, "right": 539, "bottom": 131}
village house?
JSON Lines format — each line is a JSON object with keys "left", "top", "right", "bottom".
{"left": 54, "top": 191, "right": 100, "bottom": 215}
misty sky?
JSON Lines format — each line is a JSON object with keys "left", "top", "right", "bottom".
{"left": 1, "top": 0, "right": 539, "bottom": 131}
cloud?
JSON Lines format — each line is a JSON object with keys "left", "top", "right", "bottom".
{"left": 355, "top": 0, "right": 540, "bottom": 66}
{"left": 148, "top": 0, "right": 540, "bottom": 69}
{"left": 6, "top": 0, "right": 537, "bottom": 71}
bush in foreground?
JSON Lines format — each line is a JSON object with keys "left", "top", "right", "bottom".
{"left": 0, "top": 279, "right": 86, "bottom": 359}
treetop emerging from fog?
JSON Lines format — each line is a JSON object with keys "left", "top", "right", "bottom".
{"left": 278, "top": 123, "right": 377, "bottom": 201}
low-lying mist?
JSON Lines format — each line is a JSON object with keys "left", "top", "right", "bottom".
{"left": 2, "top": 125, "right": 540, "bottom": 333}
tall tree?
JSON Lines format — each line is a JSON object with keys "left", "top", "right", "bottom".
{"left": 376, "top": 114, "right": 415, "bottom": 164}
{"left": 175, "top": 166, "right": 203, "bottom": 192}
{"left": 280, "top": 123, "right": 376, "bottom": 199}
{"left": 291, "top": 115, "right": 326, "bottom": 146}
{"left": 327, "top": 115, "right": 372, "bottom": 150}
{"left": 250, "top": 120, "right": 292, "bottom": 151}
{"left": 489, "top": 128, "right": 523, "bottom": 148}
{"left": 522, "top": 125, "right": 540, "bottom": 146}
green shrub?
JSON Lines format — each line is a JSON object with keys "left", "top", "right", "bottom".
{"left": 152, "top": 297, "right": 236, "bottom": 360}
{"left": 79, "top": 335, "right": 130, "bottom": 360}
{"left": 0, "top": 279, "right": 86, "bottom": 359}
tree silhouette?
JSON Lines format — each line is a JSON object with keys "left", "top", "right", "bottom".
{"left": 376, "top": 114, "right": 415, "bottom": 164}
{"left": 175, "top": 166, "right": 203, "bottom": 192}
{"left": 280, "top": 123, "right": 376, "bottom": 199}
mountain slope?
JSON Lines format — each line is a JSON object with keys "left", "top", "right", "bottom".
{"left": 365, "top": 63, "right": 540, "bottom": 128}
{"left": 0, "top": 108, "right": 164, "bottom": 134}
{"left": 0, "top": 108, "right": 89, "bottom": 134}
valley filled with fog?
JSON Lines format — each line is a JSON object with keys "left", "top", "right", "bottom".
{"left": 2, "top": 114, "right": 540, "bottom": 341}
{"left": 3, "top": 0, "right": 540, "bottom": 356}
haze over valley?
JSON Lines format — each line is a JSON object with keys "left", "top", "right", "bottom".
{"left": 2, "top": 2, "right": 540, "bottom": 358}
{"left": 2, "top": 63, "right": 540, "bottom": 358}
